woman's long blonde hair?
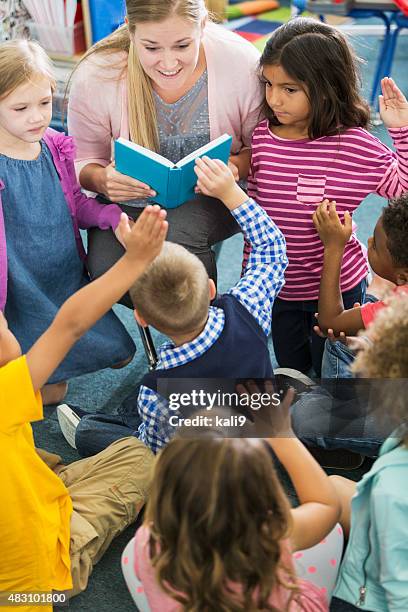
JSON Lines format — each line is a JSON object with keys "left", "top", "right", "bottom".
{"left": 144, "top": 437, "right": 300, "bottom": 611}
{"left": 0, "top": 39, "right": 56, "bottom": 99}
{"left": 76, "top": 0, "right": 207, "bottom": 151}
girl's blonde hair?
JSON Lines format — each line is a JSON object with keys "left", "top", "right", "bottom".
{"left": 0, "top": 39, "right": 56, "bottom": 99}
{"left": 145, "top": 437, "right": 300, "bottom": 611}
{"left": 77, "top": 0, "right": 208, "bottom": 151}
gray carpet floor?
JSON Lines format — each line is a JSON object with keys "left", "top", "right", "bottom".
{"left": 30, "top": 28, "right": 408, "bottom": 612}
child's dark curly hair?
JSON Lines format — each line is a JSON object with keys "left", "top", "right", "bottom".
{"left": 382, "top": 193, "right": 408, "bottom": 268}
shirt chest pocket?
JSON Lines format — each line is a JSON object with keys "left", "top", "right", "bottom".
{"left": 296, "top": 174, "right": 327, "bottom": 206}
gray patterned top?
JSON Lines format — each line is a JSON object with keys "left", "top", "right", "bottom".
{"left": 124, "top": 70, "right": 209, "bottom": 208}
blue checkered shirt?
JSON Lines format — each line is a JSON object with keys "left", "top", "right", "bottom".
{"left": 137, "top": 198, "right": 288, "bottom": 452}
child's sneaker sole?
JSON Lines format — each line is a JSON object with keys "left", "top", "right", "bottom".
{"left": 274, "top": 368, "right": 316, "bottom": 387}
{"left": 275, "top": 368, "right": 317, "bottom": 396}
{"left": 307, "top": 446, "right": 365, "bottom": 470}
{"left": 57, "top": 404, "right": 82, "bottom": 449}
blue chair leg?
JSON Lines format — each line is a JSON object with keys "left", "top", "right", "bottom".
{"left": 369, "top": 14, "right": 392, "bottom": 109}
{"left": 381, "top": 23, "right": 402, "bottom": 82}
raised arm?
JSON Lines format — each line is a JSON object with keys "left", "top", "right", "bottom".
{"left": 313, "top": 200, "right": 364, "bottom": 335}
{"left": 239, "top": 381, "right": 341, "bottom": 551}
{"left": 194, "top": 156, "right": 288, "bottom": 334}
{"left": 271, "top": 436, "right": 341, "bottom": 550}
{"left": 376, "top": 78, "right": 408, "bottom": 198}
{"left": 26, "top": 207, "right": 168, "bottom": 392}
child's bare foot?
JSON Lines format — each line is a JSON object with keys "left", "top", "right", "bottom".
{"left": 110, "top": 356, "right": 133, "bottom": 369}
{"left": 41, "top": 382, "right": 68, "bottom": 405}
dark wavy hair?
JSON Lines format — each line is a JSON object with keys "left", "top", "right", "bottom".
{"left": 259, "top": 17, "right": 370, "bottom": 139}
{"left": 382, "top": 193, "right": 408, "bottom": 267}
{"left": 145, "top": 437, "right": 301, "bottom": 611}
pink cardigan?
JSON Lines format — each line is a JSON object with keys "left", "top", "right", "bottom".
{"left": 0, "top": 128, "right": 122, "bottom": 310}
{"left": 68, "top": 23, "right": 263, "bottom": 176}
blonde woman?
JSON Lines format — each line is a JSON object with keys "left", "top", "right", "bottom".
{"left": 68, "top": 0, "right": 263, "bottom": 294}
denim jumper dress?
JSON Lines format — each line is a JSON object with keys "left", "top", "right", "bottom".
{"left": 2, "top": 141, "right": 135, "bottom": 383}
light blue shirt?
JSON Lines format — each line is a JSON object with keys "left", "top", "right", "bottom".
{"left": 334, "top": 430, "right": 408, "bottom": 611}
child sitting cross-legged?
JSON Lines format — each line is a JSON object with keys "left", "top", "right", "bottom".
{"left": 331, "top": 291, "right": 408, "bottom": 612}
{"left": 0, "top": 207, "right": 168, "bottom": 605}
{"left": 313, "top": 195, "right": 408, "bottom": 378}
{"left": 59, "top": 156, "right": 288, "bottom": 456}
{"left": 121, "top": 387, "right": 343, "bottom": 610}
{"left": 287, "top": 197, "right": 408, "bottom": 463}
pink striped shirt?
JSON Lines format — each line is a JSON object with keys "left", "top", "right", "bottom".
{"left": 247, "top": 120, "right": 408, "bottom": 301}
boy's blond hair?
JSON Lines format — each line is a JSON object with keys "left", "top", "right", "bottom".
{"left": 0, "top": 39, "right": 56, "bottom": 99}
{"left": 130, "top": 242, "right": 210, "bottom": 334}
{"left": 352, "top": 292, "right": 408, "bottom": 443}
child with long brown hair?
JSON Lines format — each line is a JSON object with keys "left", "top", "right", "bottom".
{"left": 122, "top": 390, "right": 344, "bottom": 611}
{"left": 247, "top": 17, "right": 408, "bottom": 377}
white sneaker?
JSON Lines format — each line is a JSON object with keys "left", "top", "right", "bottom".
{"left": 57, "top": 404, "right": 82, "bottom": 449}
{"left": 274, "top": 368, "right": 316, "bottom": 387}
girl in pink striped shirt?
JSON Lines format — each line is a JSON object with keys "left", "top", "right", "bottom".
{"left": 247, "top": 17, "right": 408, "bottom": 376}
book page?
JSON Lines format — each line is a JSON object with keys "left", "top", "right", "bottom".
{"left": 176, "top": 134, "right": 231, "bottom": 168}
{"left": 116, "top": 138, "right": 174, "bottom": 168}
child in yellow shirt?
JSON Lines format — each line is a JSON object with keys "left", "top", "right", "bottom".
{"left": 0, "top": 206, "right": 168, "bottom": 610}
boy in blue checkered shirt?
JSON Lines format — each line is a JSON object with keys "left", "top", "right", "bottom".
{"left": 61, "top": 157, "right": 288, "bottom": 455}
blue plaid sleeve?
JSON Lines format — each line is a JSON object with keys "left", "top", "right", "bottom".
{"left": 228, "top": 198, "right": 288, "bottom": 335}
{"left": 137, "top": 385, "right": 176, "bottom": 454}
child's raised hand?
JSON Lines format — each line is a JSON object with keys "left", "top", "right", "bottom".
{"left": 114, "top": 216, "right": 134, "bottom": 248}
{"left": 119, "top": 206, "right": 168, "bottom": 266}
{"left": 313, "top": 200, "right": 352, "bottom": 248}
{"left": 379, "top": 77, "right": 408, "bottom": 129}
{"left": 194, "top": 156, "right": 247, "bottom": 210}
{"left": 237, "top": 379, "right": 295, "bottom": 439}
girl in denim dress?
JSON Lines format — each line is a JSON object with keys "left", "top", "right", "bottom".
{"left": 0, "top": 40, "right": 135, "bottom": 405}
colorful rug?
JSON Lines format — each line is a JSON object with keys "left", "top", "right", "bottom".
{"left": 225, "top": 6, "right": 298, "bottom": 50}
{"left": 226, "top": 0, "right": 280, "bottom": 20}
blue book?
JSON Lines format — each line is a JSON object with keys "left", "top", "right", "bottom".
{"left": 114, "top": 134, "right": 232, "bottom": 208}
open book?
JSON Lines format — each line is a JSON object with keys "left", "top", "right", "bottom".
{"left": 114, "top": 134, "right": 233, "bottom": 208}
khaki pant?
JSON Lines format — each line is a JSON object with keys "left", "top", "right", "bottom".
{"left": 37, "top": 437, "right": 154, "bottom": 596}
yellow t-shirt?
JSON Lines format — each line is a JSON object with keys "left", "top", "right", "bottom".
{"left": 0, "top": 356, "right": 73, "bottom": 611}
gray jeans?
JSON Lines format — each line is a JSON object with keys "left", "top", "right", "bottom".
{"left": 87, "top": 195, "right": 241, "bottom": 308}
{"left": 291, "top": 384, "right": 395, "bottom": 457}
